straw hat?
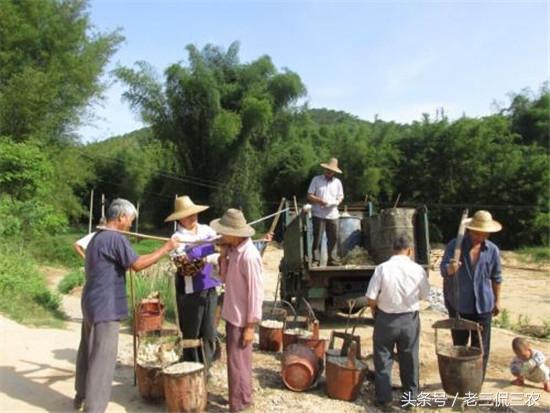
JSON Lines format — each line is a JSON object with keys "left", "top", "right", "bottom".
{"left": 164, "top": 196, "right": 209, "bottom": 222}
{"left": 465, "top": 210, "right": 502, "bottom": 233}
{"left": 320, "top": 158, "right": 342, "bottom": 174}
{"left": 210, "top": 208, "right": 255, "bottom": 237}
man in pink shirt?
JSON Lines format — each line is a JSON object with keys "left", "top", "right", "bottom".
{"left": 211, "top": 209, "right": 264, "bottom": 412}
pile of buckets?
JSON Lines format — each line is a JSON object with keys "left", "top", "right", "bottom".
{"left": 135, "top": 298, "right": 208, "bottom": 412}
{"left": 259, "top": 300, "right": 368, "bottom": 401}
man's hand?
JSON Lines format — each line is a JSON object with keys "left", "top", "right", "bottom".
{"left": 446, "top": 259, "right": 462, "bottom": 276}
{"left": 168, "top": 235, "right": 180, "bottom": 251}
{"left": 241, "top": 326, "right": 255, "bottom": 347}
{"left": 492, "top": 301, "right": 500, "bottom": 316}
{"left": 263, "top": 232, "right": 273, "bottom": 242}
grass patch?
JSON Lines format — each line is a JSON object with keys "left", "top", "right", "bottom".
{"left": 493, "top": 309, "right": 550, "bottom": 339}
{"left": 126, "top": 263, "right": 176, "bottom": 326}
{"left": 28, "top": 229, "right": 85, "bottom": 269}
{"left": 516, "top": 246, "right": 550, "bottom": 265}
{"left": 0, "top": 243, "right": 65, "bottom": 326}
{"left": 57, "top": 268, "right": 85, "bottom": 294}
{"left": 131, "top": 238, "right": 164, "bottom": 255}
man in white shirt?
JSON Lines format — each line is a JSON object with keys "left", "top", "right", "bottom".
{"left": 73, "top": 218, "right": 106, "bottom": 259}
{"left": 307, "top": 157, "right": 344, "bottom": 266}
{"left": 365, "top": 234, "right": 430, "bottom": 409}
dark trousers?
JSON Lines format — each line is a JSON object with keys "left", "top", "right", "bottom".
{"left": 312, "top": 216, "right": 340, "bottom": 265}
{"left": 226, "top": 322, "right": 253, "bottom": 412}
{"left": 446, "top": 304, "right": 492, "bottom": 378}
{"left": 75, "top": 319, "right": 120, "bottom": 413}
{"left": 176, "top": 287, "right": 218, "bottom": 367}
{"left": 373, "top": 310, "right": 420, "bottom": 405}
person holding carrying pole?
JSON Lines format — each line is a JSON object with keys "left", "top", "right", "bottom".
{"left": 164, "top": 195, "right": 221, "bottom": 367}
{"left": 440, "top": 210, "right": 503, "bottom": 378}
{"left": 74, "top": 199, "right": 178, "bottom": 412}
{"left": 211, "top": 208, "right": 264, "bottom": 413}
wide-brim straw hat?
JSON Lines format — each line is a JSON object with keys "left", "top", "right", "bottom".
{"left": 210, "top": 208, "right": 255, "bottom": 237}
{"left": 465, "top": 210, "right": 502, "bottom": 233}
{"left": 164, "top": 196, "right": 209, "bottom": 222}
{"left": 320, "top": 157, "right": 342, "bottom": 174}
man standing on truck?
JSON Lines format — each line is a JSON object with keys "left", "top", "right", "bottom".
{"left": 366, "top": 234, "right": 430, "bottom": 409}
{"left": 307, "top": 157, "right": 344, "bottom": 266}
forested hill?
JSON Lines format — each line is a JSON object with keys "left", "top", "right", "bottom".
{"left": 0, "top": 0, "right": 547, "bottom": 249}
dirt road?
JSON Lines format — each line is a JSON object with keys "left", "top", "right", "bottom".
{"left": 0, "top": 246, "right": 548, "bottom": 412}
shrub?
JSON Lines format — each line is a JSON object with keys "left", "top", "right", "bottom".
{"left": 0, "top": 244, "right": 64, "bottom": 325}
{"left": 58, "top": 269, "right": 85, "bottom": 294}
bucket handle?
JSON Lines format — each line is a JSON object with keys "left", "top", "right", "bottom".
{"left": 301, "top": 297, "right": 318, "bottom": 323}
{"left": 328, "top": 331, "right": 362, "bottom": 359}
{"left": 349, "top": 306, "right": 368, "bottom": 337}
{"left": 432, "top": 318, "right": 484, "bottom": 357}
{"left": 179, "top": 338, "right": 209, "bottom": 371}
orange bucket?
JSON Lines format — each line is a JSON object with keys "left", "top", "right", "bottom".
{"left": 136, "top": 299, "right": 165, "bottom": 334}
{"left": 281, "top": 344, "right": 321, "bottom": 392}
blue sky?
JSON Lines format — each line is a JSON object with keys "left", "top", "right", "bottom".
{"left": 79, "top": 0, "right": 549, "bottom": 142}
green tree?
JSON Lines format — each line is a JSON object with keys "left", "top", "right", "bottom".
{"left": 116, "top": 42, "right": 306, "bottom": 219}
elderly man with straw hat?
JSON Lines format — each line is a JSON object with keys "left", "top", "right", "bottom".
{"left": 307, "top": 157, "right": 344, "bottom": 266}
{"left": 440, "top": 210, "right": 503, "bottom": 378}
{"left": 210, "top": 209, "right": 264, "bottom": 413}
{"left": 164, "top": 196, "right": 221, "bottom": 367}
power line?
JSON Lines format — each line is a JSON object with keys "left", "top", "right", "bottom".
{"left": 77, "top": 150, "right": 232, "bottom": 192}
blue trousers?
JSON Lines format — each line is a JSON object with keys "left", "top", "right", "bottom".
{"left": 373, "top": 310, "right": 420, "bottom": 404}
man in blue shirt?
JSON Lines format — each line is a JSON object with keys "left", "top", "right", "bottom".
{"left": 440, "top": 210, "right": 503, "bottom": 377}
{"left": 74, "top": 199, "right": 178, "bottom": 412}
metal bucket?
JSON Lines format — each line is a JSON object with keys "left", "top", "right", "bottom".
{"left": 281, "top": 343, "right": 321, "bottom": 392}
{"left": 325, "top": 341, "right": 367, "bottom": 401}
{"left": 259, "top": 322, "right": 284, "bottom": 352}
{"left": 297, "top": 336, "right": 326, "bottom": 360}
{"left": 136, "top": 299, "right": 165, "bottom": 334}
{"left": 259, "top": 307, "right": 287, "bottom": 352}
{"left": 338, "top": 215, "right": 363, "bottom": 257}
{"left": 163, "top": 362, "right": 207, "bottom": 412}
{"left": 368, "top": 208, "right": 416, "bottom": 264}
{"left": 136, "top": 363, "right": 164, "bottom": 402}
{"left": 433, "top": 318, "right": 484, "bottom": 397}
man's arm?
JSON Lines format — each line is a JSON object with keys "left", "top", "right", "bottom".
{"left": 73, "top": 242, "right": 86, "bottom": 259}
{"left": 307, "top": 192, "right": 325, "bottom": 206}
{"left": 440, "top": 239, "right": 461, "bottom": 277}
{"left": 491, "top": 248, "right": 503, "bottom": 316}
{"left": 242, "top": 253, "right": 264, "bottom": 347}
{"left": 131, "top": 237, "right": 178, "bottom": 272}
{"left": 491, "top": 280, "right": 501, "bottom": 316}
{"left": 367, "top": 298, "right": 378, "bottom": 317}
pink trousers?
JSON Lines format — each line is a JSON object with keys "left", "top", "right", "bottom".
{"left": 226, "top": 322, "right": 253, "bottom": 412}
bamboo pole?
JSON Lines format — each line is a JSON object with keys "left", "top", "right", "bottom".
{"left": 96, "top": 226, "right": 171, "bottom": 242}
{"left": 135, "top": 201, "right": 140, "bottom": 242}
{"left": 173, "top": 194, "right": 178, "bottom": 233}
{"left": 268, "top": 197, "right": 286, "bottom": 234}
{"left": 129, "top": 269, "right": 137, "bottom": 386}
{"left": 101, "top": 193, "right": 105, "bottom": 219}
{"left": 88, "top": 189, "right": 94, "bottom": 234}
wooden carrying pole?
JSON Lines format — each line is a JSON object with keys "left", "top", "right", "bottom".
{"left": 96, "top": 226, "right": 171, "bottom": 242}
{"left": 268, "top": 197, "right": 286, "bottom": 234}
{"left": 88, "top": 189, "right": 94, "bottom": 234}
{"left": 452, "top": 209, "right": 469, "bottom": 320}
{"left": 129, "top": 269, "right": 137, "bottom": 386}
